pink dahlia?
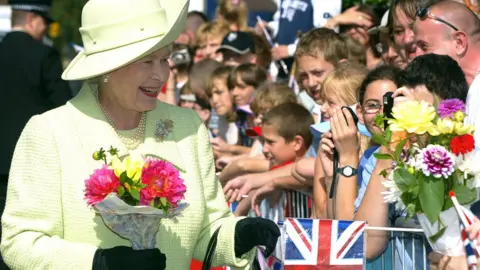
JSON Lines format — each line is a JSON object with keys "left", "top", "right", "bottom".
{"left": 140, "top": 158, "right": 187, "bottom": 207}
{"left": 437, "top": 99, "right": 465, "bottom": 119}
{"left": 84, "top": 165, "right": 120, "bottom": 206}
{"left": 418, "top": 145, "right": 455, "bottom": 178}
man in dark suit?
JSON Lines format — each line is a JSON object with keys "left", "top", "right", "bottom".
{"left": 0, "top": 0, "right": 71, "bottom": 214}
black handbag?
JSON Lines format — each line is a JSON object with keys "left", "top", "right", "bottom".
{"left": 202, "top": 227, "right": 221, "bottom": 270}
{"left": 202, "top": 226, "right": 261, "bottom": 270}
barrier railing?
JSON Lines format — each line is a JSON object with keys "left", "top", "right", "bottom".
{"left": 366, "top": 227, "right": 427, "bottom": 270}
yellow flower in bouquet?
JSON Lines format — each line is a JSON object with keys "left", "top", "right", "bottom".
{"left": 111, "top": 152, "right": 145, "bottom": 182}
{"left": 454, "top": 122, "right": 475, "bottom": 135}
{"left": 436, "top": 118, "right": 455, "bottom": 134}
{"left": 388, "top": 100, "right": 439, "bottom": 135}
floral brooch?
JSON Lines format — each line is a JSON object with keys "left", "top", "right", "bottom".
{"left": 155, "top": 119, "right": 174, "bottom": 141}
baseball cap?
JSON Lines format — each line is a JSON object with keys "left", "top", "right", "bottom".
{"left": 217, "top": 31, "right": 256, "bottom": 55}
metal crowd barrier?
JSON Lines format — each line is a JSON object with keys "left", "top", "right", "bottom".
{"left": 365, "top": 227, "right": 428, "bottom": 270}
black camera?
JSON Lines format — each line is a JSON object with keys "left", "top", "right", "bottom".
{"left": 170, "top": 48, "right": 191, "bottom": 66}
{"left": 340, "top": 106, "right": 359, "bottom": 126}
{"left": 383, "top": 92, "right": 395, "bottom": 128}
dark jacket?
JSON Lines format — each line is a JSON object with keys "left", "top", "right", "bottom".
{"left": 0, "top": 31, "right": 72, "bottom": 176}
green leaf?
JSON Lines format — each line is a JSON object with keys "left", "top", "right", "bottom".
{"left": 429, "top": 226, "right": 447, "bottom": 243}
{"left": 119, "top": 172, "right": 128, "bottom": 185}
{"left": 394, "top": 138, "right": 408, "bottom": 161}
{"left": 130, "top": 189, "right": 140, "bottom": 201}
{"left": 393, "top": 168, "right": 417, "bottom": 191}
{"left": 160, "top": 197, "right": 168, "bottom": 207}
{"left": 117, "top": 186, "right": 125, "bottom": 197}
{"left": 406, "top": 203, "right": 416, "bottom": 218}
{"left": 125, "top": 176, "right": 134, "bottom": 187}
{"left": 374, "top": 153, "right": 393, "bottom": 160}
{"left": 443, "top": 197, "right": 454, "bottom": 211}
{"left": 409, "top": 185, "right": 420, "bottom": 197}
{"left": 452, "top": 184, "right": 477, "bottom": 205}
{"left": 371, "top": 132, "right": 386, "bottom": 145}
{"left": 418, "top": 175, "right": 444, "bottom": 224}
{"left": 385, "top": 128, "right": 392, "bottom": 144}
{"left": 379, "top": 170, "right": 389, "bottom": 178}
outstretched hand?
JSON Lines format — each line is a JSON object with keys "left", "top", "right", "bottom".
{"left": 234, "top": 217, "right": 281, "bottom": 258}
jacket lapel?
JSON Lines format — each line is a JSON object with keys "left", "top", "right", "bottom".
{"left": 138, "top": 103, "right": 186, "bottom": 172}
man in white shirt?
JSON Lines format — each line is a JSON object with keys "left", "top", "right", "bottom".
{"left": 414, "top": 1, "right": 480, "bottom": 147}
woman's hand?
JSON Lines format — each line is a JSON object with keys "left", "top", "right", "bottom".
{"left": 234, "top": 217, "right": 280, "bottom": 258}
{"left": 251, "top": 181, "right": 282, "bottom": 217}
{"left": 210, "top": 137, "right": 231, "bottom": 154}
{"left": 331, "top": 108, "right": 359, "bottom": 160}
{"left": 333, "top": 6, "right": 373, "bottom": 28}
{"left": 93, "top": 246, "right": 166, "bottom": 270}
{"left": 319, "top": 132, "right": 335, "bottom": 178}
{"left": 428, "top": 252, "right": 468, "bottom": 270}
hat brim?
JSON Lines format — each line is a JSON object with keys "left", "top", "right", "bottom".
{"left": 62, "top": 0, "right": 188, "bottom": 81}
{"left": 216, "top": 45, "right": 251, "bottom": 55}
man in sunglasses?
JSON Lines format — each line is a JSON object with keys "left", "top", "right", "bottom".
{"left": 414, "top": 1, "right": 480, "bottom": 143}
{"left": 414, "top": 2, "right": 480, "bottom": 269}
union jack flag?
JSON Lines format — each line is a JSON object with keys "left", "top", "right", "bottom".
{"left": 283, "top": 218, "right": 366, "bottom": 269}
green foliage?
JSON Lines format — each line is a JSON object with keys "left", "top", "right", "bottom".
{"left": 418, "top": 175, "right": 444, "bottom": 224}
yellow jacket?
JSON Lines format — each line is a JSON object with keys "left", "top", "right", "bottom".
{"left": 1, "top": 83, "right": 253, "bottom": 269}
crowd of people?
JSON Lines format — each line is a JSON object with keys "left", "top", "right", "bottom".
{"left": 2, "top": 0, "right": 480, "bottom": 269}
{"left": 157, "top": 0, "right": 480, "bottom": 269}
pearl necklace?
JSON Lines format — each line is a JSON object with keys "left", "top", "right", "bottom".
{"left": 95, "top": 91, "right": 147, "bottom": 150}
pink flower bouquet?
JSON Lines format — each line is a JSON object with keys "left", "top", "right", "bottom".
{"left": 84, "top": 147, "right": 188, "bottom": 250}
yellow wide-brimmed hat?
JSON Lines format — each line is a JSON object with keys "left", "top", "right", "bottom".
{"left": 62, "top": 0, "right": 189, "bottom": 80}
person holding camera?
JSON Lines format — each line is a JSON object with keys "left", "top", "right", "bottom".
{"left": 353, "top": 54, "right": 469, "bottom": 269}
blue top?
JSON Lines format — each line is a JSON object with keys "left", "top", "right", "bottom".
{"left": 276, "top": 0, "right": 314, "bottom": 45}
{"left": 355, "top": 148, "right": 431, "bottom": 269}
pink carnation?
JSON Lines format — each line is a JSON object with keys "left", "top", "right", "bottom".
{"left": 140, "top": 158, "right": 187, "bottom": 207}
{"left": 84, "top": 165, "right": 120, "bottom": 206}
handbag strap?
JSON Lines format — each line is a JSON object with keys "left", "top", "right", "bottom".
{"left": 202, "top": 226, "right": 221, "bottom": 270}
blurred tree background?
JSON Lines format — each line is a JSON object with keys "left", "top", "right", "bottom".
{"left": 50, "top": 0, "right": 87, "bottom": 57}
{"left": 48, "top": 0, "right": 390, "bottom": 54}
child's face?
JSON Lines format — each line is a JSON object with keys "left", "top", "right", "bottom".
{"left": 320, "top": 94, "right": 346, "bottom": 122}
{"left": 179, "top": 100, "right": 195, "bottom": 109}
{"left": 261, "top": 124, "right": 298, "bottom": 167}
{"left": 297, "top": 55, "right": 336, "bottom": 101}
{"left": 210, "top": 78, "right": 233, "bottom": 116}
{"left": 193, "top": 103, "right": 210, "bottom": 123}
{"left": 197, "top": 35, "right": 223, "bottom": 61}
{"left": 359, "top": 80, "right": 397, "bottom": 134}
{"left": 254, "top": 110, "right": 266, "bottom": 126}
{"left": 231, "top": 75, "right": 255, "bottom": 106}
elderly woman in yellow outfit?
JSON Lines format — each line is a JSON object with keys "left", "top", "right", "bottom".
{"left": 0, "top": 0, "right": 280, "bottom": 269}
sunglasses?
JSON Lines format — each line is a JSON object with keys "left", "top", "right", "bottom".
{"left": 416, "top": 7, "right": 459, "bottom": 31}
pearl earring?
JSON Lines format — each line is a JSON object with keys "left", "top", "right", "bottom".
{"left": 103, "top": 75, "right": 110, "bottom": 83}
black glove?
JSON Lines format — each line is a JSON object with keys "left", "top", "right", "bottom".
{"left": 234, "top": 217, "right": 280, "bottom": 258}
{"left": 92, "top": 246, "right": 166, "bottom": 270}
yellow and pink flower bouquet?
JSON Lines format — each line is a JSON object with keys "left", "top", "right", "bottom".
{"left": 84, "top": 147, "right": 188, "bottom": 250}
{"left": 373, "top": 99, "right": 480, "bottom": 256}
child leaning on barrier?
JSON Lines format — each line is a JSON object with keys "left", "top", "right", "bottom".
{"left": 247, "top": 102, "right": 314, "bottom": 219}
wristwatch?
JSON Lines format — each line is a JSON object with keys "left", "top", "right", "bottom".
{"left": 336, "top": 165, "right": 358, "bottom": 177}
